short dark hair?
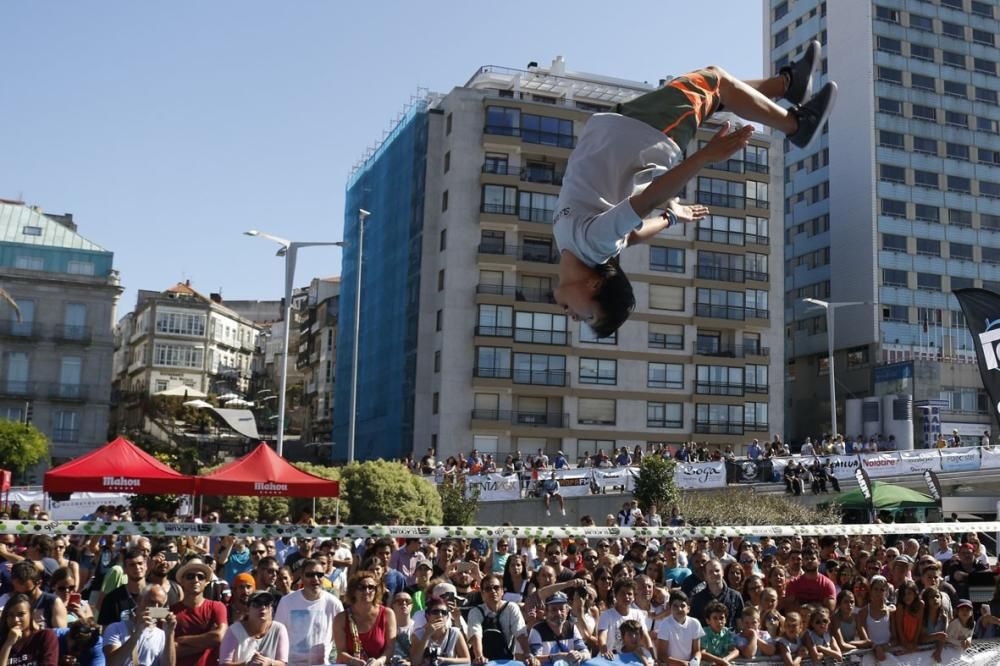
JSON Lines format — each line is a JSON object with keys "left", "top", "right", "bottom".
{"left": 704, "top": 600, "right": 728, "bottom": 621}
{"left": 591, "top": 258, "right": 635, "bottom": 338}
{"left": 669, "top": 590, "right": 689, "bottom": 605}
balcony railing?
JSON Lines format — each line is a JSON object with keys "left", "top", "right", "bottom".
{"left": 481, "top": 203, "right": 517, "bottom": 216}
{"left": 696, "top": 191, "right": 746, "bottom": 209}
{"left": 477, "top": 243, "right": 559, "bottom": 264}
{"left": 647, "top": 418, "right": 684, "bottom": 428}
{"left": 745, "top": 384, "right": 770, "bottom": 394}
{"left": 694, "top": 421, "right": 746, "bottom": 435}
{"left": 513, "top": 369, "right": 568, "bottom": 386}
{"left": 693, "top": 343, "right": 770, "bottom": 358}
{"left": 471, "top": 409, "right": 569, "bottom": 427}
{"left": 648, "top": 333, "right": 684, "bottom": 350}
{"left": 474, "top": 366, "right": 513, "bottom": 380}
{"left": 0, "top": 320, "right": 40, "bottom": 339}
{"left": 695, "top": 382, "right": 745, "bottom": 396}
{"left": 695, "top": 304, "right": 769, "bottom": 320}
{"left": 476, "top": 325, "right": 513, "bottom": 338}
{"left": 518, "top": 207, "right": 555, "bottom": 224}
{"left": 482, "top": 163, "right": 512, "bottom": 176}
{"left": 520, "top": 167, "right": 564, "bottom": 185}
{"left": 0, "top": 381, "right": 35, "bottom": 398}
{"left": 516, "top": 286, "right": 556, "bottom": 304}
{"left": 53, "top": 325, "right": 92, "bottom": 344}
{"left": 483, "top": 125, "right": 576, "bottom": 149}
{"left": 514, "top": 328, "right": 568, "bottom": 345}
{"left": 477, "top": 283, "right": 515, "bottom": 297}
{"left": 48, "top": 383, "right": 90, "bottom": 401}
{"left": 696, "top": 265, "right": 746, "bottom": 283}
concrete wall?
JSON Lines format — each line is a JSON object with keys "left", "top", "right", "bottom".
{"left": 476, "top": 491, "right": 636, "bottom": 526}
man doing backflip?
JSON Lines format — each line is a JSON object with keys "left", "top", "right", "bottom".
{"left": 553, "top": 41, "right": 836, "bottom": 337}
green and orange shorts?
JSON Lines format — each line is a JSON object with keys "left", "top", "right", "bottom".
{"left": 615, "top": 68, "right": 722, "bottom": 148}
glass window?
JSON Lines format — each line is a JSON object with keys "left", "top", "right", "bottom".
{"left": 878, "top": 98, "right": 902, "bottom": 116}
{"left": 67, "top": 261, "right": 95, "bottom": 275}
{"left": 941, "top": 22, "right": 965, "bottom": 39}
{"left": 514, "top": 311, "right": 567, "bottom": 345}
{"left": 946, "top": 143, "right": 969, "bottom": 160}
{"left": 647, "top": 362, "right": 683, "bottom": 389}
{"left": 975, "top": 59, "right": 997, "bottom": 75}
{"left": 949, "top": 209, "right": 973, "bottom": 227}
{"left": 877, "top": 36, "right": 902, "bottom": 54}
{"left": 909, "top": 14, "right": 933, "bottom": 31}
{"left": 476, "top": 347, "right": 511, "bottom": 377}
{"left": 485, "top": 107, "right": 519, "bottom": 135}
{"left": 950, "top": 243, "right": 973, "bottom": 261}
{"left": 518, "top": 191, "right": 557, "bottom": 222}
{"left": 984, "top": 247, "right": 1000, "bottom": 265}
{"left": 912, "top": 105, "right": 936, "bottom": 121}
{"left": 882, "top": 234, "right": 907, "bottom": 252}
{"left": 943, "top": 81, "right": 967, "bottom": 98}
{"left": 647, "top": 402, "right": 682, "bottom": 428}
{"left": 14, "top": 255, "right": 44, "bottom": 271}
{"left": 972, "top": 1, "right": 994, "bottom": 18}
{"left": 911, "top": 73, "right": 935, "bottom": 91}
{"left": 579, "top": 358, "right": 617, "bottom": 385}
{"left": 879, "top": 164, "right": 905, "bottom": 183}
{"left": 914, "top": 137, "right": 938, "bottom": 155}
{"left": 947, "top": 176, "right": 971, "bottom": 194}
{"left": 880, "top": 199, "right": 907, "bottom": 217}
{"left": 916, "top": 238, "right": 940, "bottom": 256}
{"left": 981, "top": 182, "right": 1000, "bottom": 199}
{"left": 973, "top": 29, "right": 995, "bottom": 46}
{"left": 976, "top": 87, "right": 998, "bottom": 104}
{"left": 875, "top": 6, "right": 899, "bottom": 23}
{"left": 578, "top": 398, "right": 616, "bottom": 425}
{"left": 648, "top": 323, "right": 683, "bottom": 350}
{"left": 917, "top": 273, "right": 942, "bottom": 291}
{"left": 513, "top": 353, "right": 565, "bottom": 385}
{"left": 879, "top": 130, "right": 904, "bottom": 148}
{"left": 951, "top": 276, "right": 974, "bottom": 290}
{"left": 877, "top": 67, "right": 903, "bottom": 84}
{"left": 883, "top": 269, "right": 908, "bottom": 287}
{"left": 914, "top": 170, "right": 939, "bottom": 189}
{"left": 477, "top": 305, "right": 513, "bottom": 336}
{"left": 650, "top": 246, "right": 685, "bottom": 273}
{"left": 649, "top": 285, "right": 684, "bottom": 311}
{"left": 883, "top": 304, "right": 908, "bottom": 322}
{"left": 482, "top": 185, "right": 517, "bottom": 215}
{"left": 911, "top": 44, "right": 935, "bottom": 62}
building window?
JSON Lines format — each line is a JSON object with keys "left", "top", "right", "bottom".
{"left": 477, "top": 305, "right": 512, "bottom": 337}
{"left": 915, "top": 203, "right": 938, "bottom": 222}
{"left": 514, "top": 311, "right": 567, "bottom": 345}
{"left": 949, "top": 243, "right": 973, "bottom": 261}
{"left": 14, "top": 256, "right": 44, "bottom": 271}
{"left": 981, "top": 182, "right": 1000, "bottom": 199}
{"left": 648, "top": 323, "right": 683, "bottom": 350}
{"left": 434, "top": 350, "right": 441, "bottom": 373}
{"left": 910, "top": 44, "right": 935, "bottom": 62}
{"left": 973, "top": 29, "right": 995, "bottom": 47}
{"left": 882, "top": 234, "right": 907, "bottom": 253}
{"left": 913, "top": 137, "right": 937, "bottom": 155}
{"left": 946, "top": 143, "right": 969, "bottom": 160}
{"left": 441, "top": 190, "right": 448, "bottom": 212}
{"left": 440, "top": 228, "right": 446, "bottom": 251}
{"left": 917, "top": 273, "right": 942, "bottom": 291}
{"left": 878, "top": 98, "right": 902, "bottom": 116}
{"left": 976, "top": 87, "right": 998, "bottom": 104}
{"left": 880, "top": 199, "right": 907, "bottom": 218}
{"left": 876, "top": 67, "right": 903, "bottom": 85}
{"left": 879, "top": 164, "right": 905, "bottom": 184}
{"left": 875, "top": 6, "right": 899, "bottom": 23}
{"left": 945, "top": 111, "right": 968, "bottom": 128}
{"left": 153, "top": 343, "right": 203, "bottom": 369}
{"left": 443, "top": 151, "right": 450, "bottom": 173}
{"left": 446, "top": 112, "right": 453, "bottom": 135}
{"left": 914, "top": 170, "right": 939, "bottom": 189}
{"left": 878, "top": 130, "right": 904, "bottom": 149}
{"left": 883, "top": 269, "right": 908, "bottom": 287}
{"left": 647, "top": 402, "right": 682, "bottom": 428}
{"left": 649, "top": 285, "right": 684, "bottom": 311}
{"left": 916, "top": 238, "right": 941, "bottom": 257}
{"left": 983, "top": 247, "right": 1000, "bottom": 265}
{"left": 481, "top": 184, "right": 517, "bottom": 215}
{"left": 578, "top": 398, "right": 616, "bottom": 425}
{"left": 67, "top": 261, "right": 95, "bottom": 275}
{"left": 648, "top": 362, "right": 683, "bottom": 389}
{"left": 476, "top": 347, "right": 511, "bottom": 378}
{"left": 438, "top": 270, "right": 445, "bottom": 292}
{"left": 650, "top": 246, "right": 685, "bottom": 273}
{"left": 436, "top": 310, "right": 443, "bottom": 332}
{"left": 943, "top": 81, "right": 967, "bottom": 98}
{"left": 579, "top": 358, "right": 617, "bottom": 385}
{"left": 951, "top": 277, "right": 974, "bottom": 290}
{"left": 912, "top": 105, "right": 936, "bottom": 122}
{"left": 697, "top": 177, "right": 745, "bottom": 208}
{"left": 518, "top": 191, "right": 557, "bottom": 223}
{"left": 908, "top": 14, "right": 933, "bottom": 31}
{"left": 876, "top": 36, "right": 902, "bottom": 55}
{"left": 941, "top": 50, "right": 965, "bottom": 68}
{"left": 947, "top": 176, "right": 971, "bottom": 194}
{"left": 696, "top": 365, "right": 744, "bottom": 395}
{"left": 156, "top": 312, "right": 206, "bottom": 336}
{"left": 910, "top": 73, "right": 936, "bottom": 92}
{"left": 52, "top": 410, "right": 79, "bottom": 443}
{"left": 882, "top": 304, "right": 908, "bottom": 322}
{"left": 941, "top": 22, "right": 965, "bottom": 39}
{"left": 513, "top": 353, "right": 566, "bottom": 386}
{"left": 949, "top": 209, "right": 973, "bottom": 227}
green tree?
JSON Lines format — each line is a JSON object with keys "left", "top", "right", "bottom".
{"left": 340, "top": 460, "right": 442, "bottom": 524}
{"left": 438, "top": 478, "right": 480, "bottom": 526}
{"left": 677, "top": 487, "right": 841, "bottom": 526}
{"left": 0, "top": 420, "right": 49, "bottom": 476}
{"left": 290, "top": 463, "right": 350, "bottom": 523}
{"left": 632, "top": 455, "right": 678, "bottom": 513}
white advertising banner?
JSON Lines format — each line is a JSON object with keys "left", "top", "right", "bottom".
{"left": 897, "top": 449, "right": 942, "bottom": 475}
{"left": 591, "top": 467, "right": 637, "bottom": 491}
{"left": 674, "top": 461, "right": 727, "bottom": 489}
{"left": 769, "top": 457, "right": 788, "bottom": 482}
{"left": 6, "top": 490, "right": 133, "bottom": 521}
{"left": 549, "top": 469, "right": 592, "bottom": 497}
{"left": 859, "top": 452, "right": 903, "bottom": 478}
{"left": 940, "top": 446, "right": 982, "bottom": 473}
{"left": 816, "top": 455, "right": 861, "bottom": 480}
{"left": 465, "top": 474, "right": 521, "bottom": 503}
{"left": 980, "top": 446, "right": 1000, "bottom": 470}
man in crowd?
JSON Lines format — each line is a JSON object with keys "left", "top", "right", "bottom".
{"left": 147, "top": 545, "right": 183, "bottom": 607}
{"left": 390, "top": 538, "right": 424, "bottom": 583}
{"left": 690, "top": 559, "right": 743, "bottom": 631}
{"left": 9, "top": 560, "right": 68, "bottom": 628}
{"left": 99, "top": 546, "right": 148, "bottom": 627}
{"left": 662, "top": 538, "right": 692, "bottom": 586}
{"left": 103, "top": 583, "right": 177, "bottom": 666}
{"left": 708, "top": 536, "right": 735, "bottom": 565}
{"left": 945, "top": 543, "right": 989, "bottom": 600}
{"left": 228, "top": 572, "right": 256, "bottom": 624}
{"left": 368, "top": 537, "right": 408, "bottom": 596}
{"left": 171, "top": 557, "right": 228, "bottom": 666}
{"left": 785, "top": 548, "right": 836, "bottom": 612}
{"left": 275, "top": 557, "right": 344, "bottom": 665}
{"left": 468, "top": 573, "right": 531, "bottom": 664}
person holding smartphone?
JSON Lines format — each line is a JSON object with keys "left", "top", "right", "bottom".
{"left": 102, "top": 584, "right": 176, "bottom": 666}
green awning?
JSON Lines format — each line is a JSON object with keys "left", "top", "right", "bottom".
{"left": 835, "top": 481, "right": 936, "bottom": 510}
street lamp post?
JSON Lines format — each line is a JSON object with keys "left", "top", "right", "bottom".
{"left": 244, "top": 230, "right": 343, "bottom": 457}
{"left": 801, "top": 298, "right": 868, "bottom": 437}
{"left": 347, "top": 209, "right": 370, "bottom": 464}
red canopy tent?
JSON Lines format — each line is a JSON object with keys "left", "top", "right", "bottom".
{"left": 196, "top": 442, "right": 339, "bottom": 497}
{"left": 43, "top": 436, "right": 197, "bottom": 495}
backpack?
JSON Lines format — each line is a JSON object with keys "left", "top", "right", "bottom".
{"left": 479, "top": 603, "right": 514, "bottom": 660}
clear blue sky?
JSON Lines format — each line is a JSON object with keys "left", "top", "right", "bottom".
{"left": 0, "top": 1, "right": 763, "bottom": 313}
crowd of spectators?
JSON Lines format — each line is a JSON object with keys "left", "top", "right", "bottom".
{"left": 2, "top": 505, "right": 999, "bottom": 665}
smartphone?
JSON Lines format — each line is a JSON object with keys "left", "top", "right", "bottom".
{"left": 166, "top": 552, "right": 180, "bottom": 562}
{"left": 148, "top": 607, "right": 170, "bottom": 620}
{"left": 68, "top": 592, "right": 81, "bottom": 606}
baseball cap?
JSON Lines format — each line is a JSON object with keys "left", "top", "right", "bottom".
{"left": 546, "top": 591, "right": 569, "bottom": 605}
{"left": 432, "top": 582, "right": 463, "bottom": 602}
{"left": 959, "top": 543, "right": 975, "bottom": 553}
{"left": 957, "top": 599, "right": 973, "bottom": 609}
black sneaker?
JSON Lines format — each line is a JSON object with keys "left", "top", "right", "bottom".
{"left": 781, "top": 40, "right": 821, "bottom": 105}
{"left": 789, "top": 81, "right": 838, "bottom": 150}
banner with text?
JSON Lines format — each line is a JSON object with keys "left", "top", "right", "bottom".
{"left": 674, "top": 461, "right": 727, "bottom": 489}
{"left": 941, "top": 446, "right": 984, "bottom": 472}
{"left": 981, "top": 446, "right": 1000, "bottom": 470}
{"left": 859, "top": 452, "right": 903, "bottom": 478}
{"left": 817, "top": 455, "right": 862, "bottom": 480}
{"left": 592, "top": 467, "right": 637, "bottom": 491}
{"left": 466, "top": 474, "right": 521, "bottom": 502}
{"left": 6, "top": 490, "right": 133, "bottom": 521}
{"left": 898, "top": 449, "right": 943, "bottom": 475}
{"left": 551, "top": 469, "right": 592, "bottom": 497}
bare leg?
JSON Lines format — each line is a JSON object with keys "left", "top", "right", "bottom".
{"left": 744, "top": 76, "right": 788, "bottom": 100}
{"left": 709, "top": 66, "right": 798, "bottom": 135}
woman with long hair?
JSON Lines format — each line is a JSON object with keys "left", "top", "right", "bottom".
{"left": 892, "top": 580, "right": 923, "bottom": 655}
{"left": 409, "top": 595, "right": 469, "bottom": 666}
{"left": 724, "top": 560, "right": 745, "bottom": 591}
{"left": 52, "top": 537, "right": 80, "bottom": 587}
{"left": 0, "top": 593, "right": 58, "bottom": 666}
{"left": 850, "top": 576, "right": 870, "bottom": 613}
{"left": 765, "top": 564, "right": 792, "bottom": 613}
{"left": 49, "top": 567, "right": 92, "bottom": 625}
{"left": 920, "top": 587, "right": 948, "bottom": 663}
{"left": 334, "top": 571, "right": 398, "bottom": 666}
{"left": 592, "top": 566, "right": 614, "bottom": 611}
{"left": 742, "top": 574, "right": 765, "bottom": 608}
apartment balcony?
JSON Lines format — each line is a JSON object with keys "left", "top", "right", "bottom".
{"left": 693, "top": 342, "right": 770, "bottom": 358}
{"left": 481, "top": 203, "right": 517, "bottom": 216}
{"left": 474, "top": 366, "right": 513, "bottom": 380}
{"left": 647, "top": 418, "right": 684, "bottom": 428}
{"left": 695, "top": 228, "right": 771, "bottom": 248}
{"left": 477, "top": 243, "right": 559, "bottom": 264}
{"left": 695, "top": 265, "right": 746, "bottom": 283}
{"left": 0, "top": 381, "right": 36, "bottom": 399}
{"left": 518, "top": 207, "right": 555, "bottom": 224}
{"left": 514, "top": 328, "right": 568, "bottom": 345}
{"left": 705, "top": 158, "right": 770, "bottom": 176}
{"left": 475, "top": 325, "right": 514, "bottom": 338}
{"left": 695, "top": 381, "right": 745, "bottom": 397}
{"left": 517, "top": 286, "right": 556, "bottom": 304}
{"left": 52, "top": 325, "right": 93, "bottom": 345}
{"left": 520, "top": 167, "right": 564, "bottom": 186}
{"left": 0, "top": 320, "right": 41, "bottom": 340}
{"left": 745, "top": 384, "right": 770, "bottom": 394}
{"left": 470, "top": 409, "right": 569, "bottom": 428}
{"left": 695, "top": 303, "right": 769, "bottom": 321}
{"left": 694, "top": 421, "right": 746, "bottom": 435}
{"left": 47, "top": 383, "right": 93, "bottom": 402}
{"left": 695, "top": 191, "right": 770, "bottom": 210}
{"left": 483, "top": 125, "right": 576, "bottom": 149}
{"left": 482, "top": 163, "right": 514, "bottom": 176}
{"left": 513, "top": 369, "right": 568, "bottom": 386}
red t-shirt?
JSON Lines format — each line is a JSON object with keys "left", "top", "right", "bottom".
{"left": 786, "top": 573, "right": 836, "bottom": 606}
{"left": 171, "top": 599, "right": 228, "bottom": 666}
{"left": 7, "top": 629, "right": 58, "bottom": 666}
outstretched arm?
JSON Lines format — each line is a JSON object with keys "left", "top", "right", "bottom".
{"left": 626, "top": 199, "right": 709, "bottom": 246}
{"left": 629, "top": 122, "right": 752, "bottom": 219}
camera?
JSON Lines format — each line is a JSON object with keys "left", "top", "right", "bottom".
{"left": 427, "top": 647, "right": 440, "bottom": 666}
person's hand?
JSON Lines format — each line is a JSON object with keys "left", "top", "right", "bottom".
{"left": 665, "top": 198, "right": 709, "bottom": 224}
{"left": 73, "top": 601, "right": 94, "bottom": 622}
{"left": 141, "top": 610, "right": 157, "bottom": 631}
{"left": 162, "top": 612, "right": 177, "bottom": 634}
{"left": 4, "top": 625, "right": 22, "bottom": 646}
{"left": 248, "top": 653, "right": 270, "bottom": 666}
{"left": 697, "top": 121, "right": 753, "bottom": 164}
{"left": 472, "top": 656, "right": 488, "bottom": 665}
{"left": 600, "top": 647, "right": 614, "bottom": 660}
{"left": 569, "top": 650, "right": 587, "bottom": 662}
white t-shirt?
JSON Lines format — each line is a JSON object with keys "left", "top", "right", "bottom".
{"left": 654, "top": 615, "right": 705, "bottom": 661}
{"left": 554, "top": 113, "right": 682, "bottom": 267}
{"left": 597, "top": 606, "right": 648, "bottom": 654}
{"left": 103, "top": 620, "right": 167, "bottom": 666}
{"left": 274, "top": 590, "right": 344, "bottom": 666}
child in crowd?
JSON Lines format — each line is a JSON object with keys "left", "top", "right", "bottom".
{"left": 946, "top": 600, "right": 975, "bottom": 651}
{"left": 802, "top": 606, "right": 842, "bottom": 663}
{"left": 735, "top": 606, "right": 774, "bottom": 659}
{"left": 553, "top": 42, "right": 837, "bottom": 337}
{"left": 832, "top": 590, "right": 863, "bottom": 653}
{"left": 920, "top": 587, "right": 948, "bottom": 664}
{"left": 700, "top": 601, "right": 739, "bottom": 665}
{"left": 617, "top": 619, "right": 652, "bottom": 666}
{"left": 775, "top": 611, "right": 807, "bottom": 666}
{"left": 654, "top": 590, "right": 703, "bottom": 666}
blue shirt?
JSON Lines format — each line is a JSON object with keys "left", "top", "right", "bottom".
{"left": 55, "top": 627, "right": 106, "bottom": 666}
{"left": 384, "top": 568, "right": 407, "bottom": 596}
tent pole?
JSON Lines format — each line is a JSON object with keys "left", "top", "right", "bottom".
{"left": 335, "top": 499, "right": 340, "bottom": 524}
{"left": 312, "top": 497, "right": 316, "bottom": 518}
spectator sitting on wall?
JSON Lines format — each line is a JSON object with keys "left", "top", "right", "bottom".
{"left": 541, "top": 472, "right": 565, "bottom": 518}
{"left": 747, "top": 439, "right": 762, "bottom": 460}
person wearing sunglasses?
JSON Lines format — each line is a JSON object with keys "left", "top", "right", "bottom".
{"left": 468, "top": 573, "right": 530, "bottom": 665}
{"left": 275, "top": 558, "right": 343, "bottom": 665}
{"left": 103, "top": 584, "right": 176, "bottom": 666}
{"left": 409, "top": 596, "right": 470, "bottom": 666}
{"left": 334, "top": 572, "right": 397, "bottom": 666}
{"left": 221, "top": 590, "right": 289, "bottom": 666}
{"left": 171, "top": 557, "right": 228, "bottom": 666}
